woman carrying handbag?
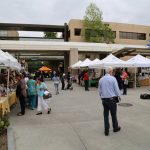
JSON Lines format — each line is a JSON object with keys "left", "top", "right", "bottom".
{"left": 36, "top": 78, "right": 51, "bottom": 115}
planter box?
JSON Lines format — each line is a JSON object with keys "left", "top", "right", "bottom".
{"left": 0, "top": 129, "right": 7, "bottom": 150}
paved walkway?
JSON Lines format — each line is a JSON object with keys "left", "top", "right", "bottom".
{"left": 9, "top": 81, "right": 150, "bottom": 150}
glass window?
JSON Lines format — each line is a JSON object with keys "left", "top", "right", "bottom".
{"left": 0, "top": 30, "right": 7, "bottom": 37}
{"left": 74, "top": 28, "right": 81, "bottom": 36}
{"left": 137, "top": 33, "right": 146, "bottom": 40}
{"left": 113, "top": 31, "right": 116, "bottom": 38}
{"left": 119, "top": 31, "right": 146, "bottom": 40}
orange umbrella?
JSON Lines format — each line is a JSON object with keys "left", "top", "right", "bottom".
{"left": 39, "top": 66, "right": 51, "bottom": 72}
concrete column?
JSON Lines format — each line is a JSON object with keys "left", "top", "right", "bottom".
{"left": 64, "top": 52, "right": 69, "bottom": 74}
{"left": 69, "top": 48, "right": 78, "bottom": 66}
{"left": 69, "top": 48, "right": 79, "bottom": 75}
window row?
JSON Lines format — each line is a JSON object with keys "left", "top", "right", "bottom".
{"left": 74, "top": 28, "right": 116, "bottom": 38}
{"left": 73, "top": 29, "right": 147, "bottom": 41}
{"left": 119, "top": 31, "right": 146, "bottom": 40}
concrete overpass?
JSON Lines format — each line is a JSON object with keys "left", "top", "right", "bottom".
{"left": 0, "top": 40, "right": 111, "bottom": 73}
{"left": 0, "top": 40, "right": 150, "bottom": 73}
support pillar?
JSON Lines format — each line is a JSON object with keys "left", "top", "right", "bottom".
{"left": 64, "top": 52, "right": 69, "bottom": 75}
{"left": 70, "top": 48, "right": 78, "bottom": 75}
{"left": 69, "top": 48, "right": 78, "bottom": 66}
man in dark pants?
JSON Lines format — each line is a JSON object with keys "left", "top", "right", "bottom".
{"left": 99, "top": 66, "right": 121, "bottom": 136}
{"left": 84, "top": 70, "right": 89, "bottom": 91}
{"left": 16, "top": 74, "right": 27, "bottom": 116}
{"left": 61, "top": 73, "right": 65, "bottom": 90}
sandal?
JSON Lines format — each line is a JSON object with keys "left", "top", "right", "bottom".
{"left": 47, "top": 108, "right": 51, "bottom": 114}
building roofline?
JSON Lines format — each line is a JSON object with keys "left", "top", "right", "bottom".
{"left": 0, "top": 23, "right": 66, "bottom": 32}
{"left": 68, "top": 18, "right": 150, "bottom": 27}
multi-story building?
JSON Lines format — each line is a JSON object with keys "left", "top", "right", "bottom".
{"left": 68, "top": 19, "right": 150, "bottom": 45}
{"left": 68, "top": 19, "right": 150, "bottom": 60}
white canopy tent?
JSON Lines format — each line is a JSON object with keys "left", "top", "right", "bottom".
{"left": 71, "top": 60, "right": 82, "bottom": 69}
{"left": 0, "top": 50, "right": 21, "bottom": 70}
{"left": 125, "top": 54, "right": 150, "bottom": 67}
{"left": 88, "top": 58, "right": 101, "bottom": 68}
{"left": 80, "top": 58, "right": 92, "bottom": 67}
{"left": 4, "top": 52, "right": 21, "bottom": 70}
{"left": 125, "top": 54, "right": 150, "bottom": 88}
{"left": 89, "top": 54, "right": 127, "bottom": 68}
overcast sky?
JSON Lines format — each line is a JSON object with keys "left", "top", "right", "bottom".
{"left": 0, "top": 0, "right": 150, "bottom": 37}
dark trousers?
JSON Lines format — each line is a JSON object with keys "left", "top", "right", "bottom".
{"left": 84, "top": 80, "right": 89, "bottom": 91}
{"left": 102, "top": 99, "right": 119, "bottom": 131}
{"left": 123, "top": 83, "right": 127, "bottom": 95}
{"left": 19, "top": 94, "right": 26, "bottom": 115}
{"left": 61, "top": 81, "right": 65, "bottom": 90}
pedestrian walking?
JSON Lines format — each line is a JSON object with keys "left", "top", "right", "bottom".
{"left": 52, "top": 73, "right": 60, "bottom": 95}
{"left": 27, "top": 75, "right": 37, "bottom": 110}
{"left": 98, "top": 66, "right": 121, "bottom": 136}
{"left": 84, "top": 70, "right": 89, "bottom": 91}
{"left": 36, "top": 78, "right": 51, "bottom": 115}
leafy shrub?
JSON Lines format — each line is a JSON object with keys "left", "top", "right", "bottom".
{"left": 0, "top": 109, "right": 10, "bottom": 134}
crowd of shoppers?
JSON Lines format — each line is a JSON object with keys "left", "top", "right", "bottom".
{"left": 16, "top": 72, "right": 52, "bottom": 116}
{"left": 16, "top": 71, "right": 74, "bottom": 116}
{"left": 15, "top": 67, "right": 129, "bottom": 137}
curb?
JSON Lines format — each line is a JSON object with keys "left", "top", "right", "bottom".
{"left": 7, "top": 126, "right": 16, "bottom": 150}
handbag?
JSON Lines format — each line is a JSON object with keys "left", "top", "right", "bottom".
{"left": 43, "top": 91, "right": 52, "bottom": 99}
{"left": 124, "top": 79, "right": 128, "bottom": 85}
{"left": 113, "top": 96, "right": 121, "bottom": 103}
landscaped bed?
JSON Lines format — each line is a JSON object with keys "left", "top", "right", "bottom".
{"left": 0, "top": 109, "right": 10, "bottom": 150}
{"left": 0, "top": 129, "right": 7, "bottom": 150}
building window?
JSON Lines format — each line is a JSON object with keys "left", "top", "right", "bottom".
{"left": 113, "top": 31, "right": 116, "bottom": 38}
{"left": 119, "top": 31, "right": 146, "bottom": 40}
{"left": 85, "top": 55, "right": 90, "bottom": 58}
{"left": 74, "top": 28, "right": 81, "bottom": 36}
{"left": 0, "top": 30, "right": 7, "bottom": 37}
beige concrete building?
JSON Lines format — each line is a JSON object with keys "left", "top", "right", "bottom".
{"left": 68, "top": 19, "right": 150, "bottom": 45}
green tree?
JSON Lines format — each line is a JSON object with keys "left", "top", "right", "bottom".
{"left": 44, "top": 32, "right": 57, "bottom": 38}
{"left": 83, "top": 3, "right": 115, "bottom": 43}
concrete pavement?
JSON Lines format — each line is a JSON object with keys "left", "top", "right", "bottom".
{"left": 9, "top": 82, "right": 150, "bottom": 150}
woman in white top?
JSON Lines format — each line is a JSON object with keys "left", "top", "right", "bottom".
{"left": 36, "top": 78, "right": 51, "bottom": 115}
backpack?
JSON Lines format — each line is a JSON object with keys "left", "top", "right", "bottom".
{"left": 140, "top": 94, "right": 150, "bottom": 99}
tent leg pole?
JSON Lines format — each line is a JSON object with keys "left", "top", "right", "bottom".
{"left": 6, "top": 67, "right": 10, "bottom": 113}
{"left": 135, "top": 67, "right": 136, "bottom": 89}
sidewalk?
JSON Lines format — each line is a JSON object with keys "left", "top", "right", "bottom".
{"left": 9, "top": 82, "right": 150, "bottom": 150}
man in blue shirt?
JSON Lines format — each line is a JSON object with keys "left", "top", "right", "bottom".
{"left": 99, "top": 66, "right": 121, "bottom": 136}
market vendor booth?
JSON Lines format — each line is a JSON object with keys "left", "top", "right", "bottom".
{"left": 0, "top": 50, "right": 21, "bottom": 114}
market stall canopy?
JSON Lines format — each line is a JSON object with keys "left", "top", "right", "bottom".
{"left": 89, "top": 54, "right": 126, "bottom": 68}
{"left": 0, "top": 50, "right": 21, "bottom": 70}
{"left": 88, "top": 58, "right": 101, "bottom": 68}
{"left": 80, "top": 58, "right": 92, "bottom": 67}
{"left": 0, "top": 55, "right": 9, "bottom": 67}
{"left": 4, "top": 52, "right": 21, "bottom": 70}
{"left": 5, "top": 52, "right": 18, "bottom": 62}
{"left": 71, "top": 60, "right": 82, "bottom": 69}
{"left": 125, "top": 54, "right": 150, "bottom": 67}
{"left": 39, "top": 66, "right": 51, "bottom": 71}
